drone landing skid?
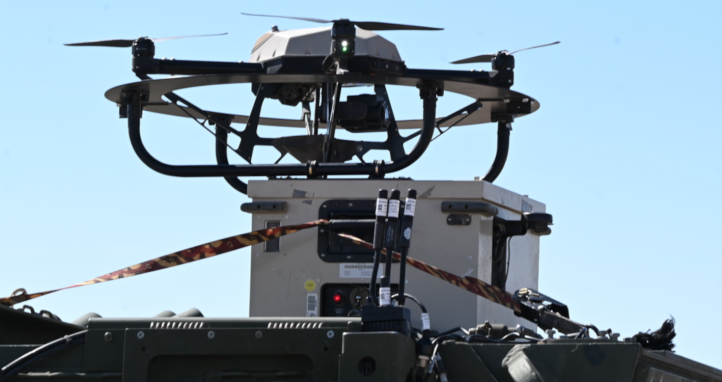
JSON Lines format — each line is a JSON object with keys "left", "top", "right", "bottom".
{"left": 123, "top": 83, "right": 439, "bottom": 190}
{"left": 112, "top": 73, "right": 535, "bottom": 194}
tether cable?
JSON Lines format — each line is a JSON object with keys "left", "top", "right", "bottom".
{"left": 0, "top": 220, "right": 328, "bottom": 306}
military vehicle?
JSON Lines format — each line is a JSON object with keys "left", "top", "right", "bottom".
{"left": 1, "top": 13, "right": 720, "bottom": 382}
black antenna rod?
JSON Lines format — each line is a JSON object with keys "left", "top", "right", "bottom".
{"left": 379, "top": 189, "right": 400, "bottom": 306}
{"left": 395, "top": 189, "right": 417, "bottom": 307}
{"left": 369, "top": 189, "right": 388, "bottom": 306}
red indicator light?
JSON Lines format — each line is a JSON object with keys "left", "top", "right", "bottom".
{"left": 333, "top": 293, "right": 344, "bottom": 304}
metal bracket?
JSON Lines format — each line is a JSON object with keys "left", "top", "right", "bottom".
{"left": 240, "top": 202, "right": 288, "bottom": 214}
{"left": 441, "top": 201, "right": 498, "bottom": 217}
{"left": 446, "top": 214, "right": 472, "bottom": 226}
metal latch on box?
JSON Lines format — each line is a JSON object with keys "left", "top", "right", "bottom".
{"left": 441, "top": 201, "right": 498, "bottom": 226}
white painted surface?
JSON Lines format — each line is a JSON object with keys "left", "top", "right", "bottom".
{"left": 247, "top": 179, "right": 545, "bottom": 331}
{"left": 250, "top": 27, "right": 402, "bottom": 62}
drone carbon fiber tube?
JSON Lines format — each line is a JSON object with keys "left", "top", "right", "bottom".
{"left": 215, "top": 125, "right": 248, "bottom": 194}
{"left": 481, "top": 121, "right": 511, "bottom": 183}
{"left": 369, "top": 189, "right": 388, "bottom": 306}
{"left": 126, "top": 89, "right": 436, "bottom": 187}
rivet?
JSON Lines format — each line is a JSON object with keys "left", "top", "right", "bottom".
{"left": 104, "top": 332, "right": 113, "bottom": 342}
{"left": 255, "top": 331, "right": 263, "bottom": 339}
{"left": 208, "top": 331, "right": 215, "bottom": 339}
{"left": 137, "top": 331, "right": 144, "bottom": 339}
{"left": 327, "top": 330, "right": 335, "bottom": 339}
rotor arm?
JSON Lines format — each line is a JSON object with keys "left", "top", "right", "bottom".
{"left": 134, "top": 58, "right": 263, "bottom": 76}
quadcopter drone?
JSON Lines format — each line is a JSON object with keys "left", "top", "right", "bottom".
{"left": 67, "top": 13, "right": 558, "bottom": 194}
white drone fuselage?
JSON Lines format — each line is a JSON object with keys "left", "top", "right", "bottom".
{"left": 249, "top": 27, "right": 402, "bottom": 63}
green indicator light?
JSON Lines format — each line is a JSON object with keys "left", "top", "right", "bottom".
{"left": 342, "top": 46, "right": 348, "bottom": 52}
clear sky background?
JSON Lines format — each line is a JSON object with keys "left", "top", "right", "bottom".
{"left": 2, "top": 0, "right": 721, "bottom": 369}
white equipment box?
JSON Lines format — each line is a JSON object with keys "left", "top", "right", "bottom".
{"left": 246, "top": 179, "right": 546, "bottom": 331}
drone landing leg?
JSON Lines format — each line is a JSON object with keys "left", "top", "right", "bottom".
{"left": 322, "top": 83, "right": 342, "bottom": 163}
{"left": 302, "top": 101, "right": 313, "bottom": 135}
{"left": 237, "top": 84, "right": 281, "bottom": 163}
{"left": 214, "top": 115, "right": 248, "bottom": 194}
{"left": 313, "top": 88, "right": 321, "bottom": 135}
{"left": 481, "top": 121, "right": 511, "bottom": 183}
{"left": 375, "top": 84, "right": 405, "bottom": 161}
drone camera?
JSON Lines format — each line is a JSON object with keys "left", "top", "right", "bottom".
{"left": 336, "top": 94, "right": 390, "bottom": 132}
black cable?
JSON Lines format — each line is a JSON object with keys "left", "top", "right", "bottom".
{"left": 0, "top": 330, "right": 87, "bottom": 381}
{"left": 391, "top": 293, "right": 427, "bottom": 313}
{"left": 431, "top": 334, "right": 463, "bottom": 345}
{"left": 347, "top": 309, "right": 362, "bottom": 317}
{"left": 466, "top": 332, "right": 539, "bottom": 344}
{"left": 435, "top": 327, "right": 469, "bottom": 337}
{"left": 504, "top": 236, "right": 512, "bottom": 287}
{"left": 574, "top": 327, "right": 588, "bottom": 339}
{"left": 585, "top": 325, "right": 600, "bottom": 337}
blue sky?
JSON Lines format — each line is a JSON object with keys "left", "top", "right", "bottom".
{"left": 1, "top": 0, "right": 721, "bottom": 368}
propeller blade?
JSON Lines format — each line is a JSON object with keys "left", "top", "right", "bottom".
{"left": 451, "top": 41, "right": 560, "bottom": 64}
{"left": 151, "top": 32, "right": 228, "bottom": 43}
{"left": 65, "top": 33, "right": 227, "bottom": 48}
{"left": 509, "top": 41, "right": 560, "bottom": 55}
{"left": 450, "top": 54, "right": 495, "bottom": 64}
{"left": 241, "top": 12, "right": 331, "bottom": 24}
{"left": 241, "top": 12, "right": 442, "bottom": 31}
{"left": 351, "top": 21, "right": 443, "bottom": 31}
{"left": 64, "top": 39, "right": 134, "bottom": 48}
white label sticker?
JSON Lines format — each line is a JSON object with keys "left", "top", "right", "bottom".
{"left": 404, "top": 199, "right": 416, "bottom": 216}
{"left": 306, "top": 293, "right": 318, "bottom": 317}
{"left": 379, "top": 287, "right": 391, "bottom": 306}
{"left": 376, "top": 199, "right": 388, "bottom": 217}
{"left": 388, "top": 200, "right": 400, "bottom": 218}
{"left": 403, "top": 227, "right": 412, "bottom": 240}
{"left": 421, "top": 313, "right": 431, "bottom": 331}
{"left": 340, "top": 263, "right": 383, "bottom": 279}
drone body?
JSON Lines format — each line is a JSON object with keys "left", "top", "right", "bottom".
{"left": 250, "top": 27, "right": 402, "bottom": 63}
{"left": 65, "top": 14, "right": 556, "bottom": 194}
